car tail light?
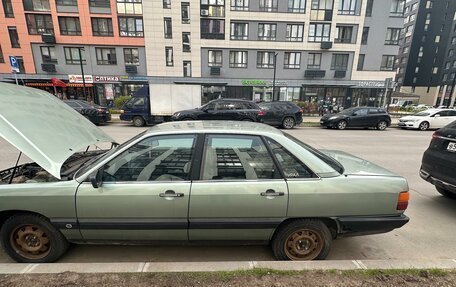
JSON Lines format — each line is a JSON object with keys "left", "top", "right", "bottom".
{"left": 432, "top": 132, "right": 442, "bottom": 140}
{"left": 299, "top": 108, "right": 303, "bottom": 113}
{"left": 397, "top": 191, "right": 409, "bottom": 211}
{"left": 257, "top": 110, "right": 265, "bottom": 116}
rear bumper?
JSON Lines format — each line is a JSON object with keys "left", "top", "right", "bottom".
{"left": 420, "top": 169, "right": 456, "bottom": 193}
{"left": 335, "top": 214, "right": 409, "bottom": 237}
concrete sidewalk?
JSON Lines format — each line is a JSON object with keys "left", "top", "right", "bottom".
{"left": 1, "top": 259, "right": 455, "bottom": 274}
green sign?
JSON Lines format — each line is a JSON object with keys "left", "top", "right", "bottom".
{"left": 242, "top": 80, "right": 268, "bottom": 86}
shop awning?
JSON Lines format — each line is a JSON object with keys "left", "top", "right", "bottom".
{"left": 25, "top": 83, "right": 93, "bottom": 87}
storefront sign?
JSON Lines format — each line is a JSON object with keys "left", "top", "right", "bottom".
{"left": 68, "top": 74, "right": 93, "bottom": 83}
{"left": 94, "top": 76, "right": 120, "bottom": 83}
{"left": 355, "top": 81, "right": 385, "bottom": 88}
{"left": 242, "top": 80, "right": 289, "bottom": 87}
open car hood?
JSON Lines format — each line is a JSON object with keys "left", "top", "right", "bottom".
{"left": 0, "top": 84, "right": 116, "bottom": 179}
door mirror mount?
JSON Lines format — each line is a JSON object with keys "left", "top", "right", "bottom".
{"left": 89, "top": 170, "right": 102, "bottom": 189}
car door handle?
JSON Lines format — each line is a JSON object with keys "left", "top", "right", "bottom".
{"left": 159, "top": 190, "right": 184, "bottom": 198}
{"left": 260, "top": 189, "right": 285, "bottom": 197}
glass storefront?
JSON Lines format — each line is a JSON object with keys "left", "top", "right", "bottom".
{"left": 351, "top": 88, "right": 384, "bottom": 107}
{"left": 302, "top": 86, "right": 347, "bottom": 107}
{"left": 94, "top": 82, "right": 148, "bottom": 106}
{"left": 202, "top": 86, "right": 226, "bottom": 104}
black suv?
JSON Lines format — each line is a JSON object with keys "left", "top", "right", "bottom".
{"left": 420, "top": 121, "right": 456, "bottom": 198}
{"left": 258, "top": 101, "right": 303, "bottom": 129}
{"left": 172, "top": 99, "right": 264, "bottom": 122}
{"left": 320, "top": 107, "right": 391, "bottom": 130}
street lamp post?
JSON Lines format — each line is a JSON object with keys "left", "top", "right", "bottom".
{"left": 78, "top": 47, "right": 87, "bottom": 100}
{"left": 272, "top": 52, "right": 278, "bottom": 101}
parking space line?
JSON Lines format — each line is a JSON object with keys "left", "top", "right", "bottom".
{"left": 352, "top": 260, "right": 367, "bottom": 270}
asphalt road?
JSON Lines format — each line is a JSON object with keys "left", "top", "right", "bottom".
{"left": 0, "top": 122, "right": 455, "bottom": 263}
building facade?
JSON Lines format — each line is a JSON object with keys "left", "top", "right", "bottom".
{"left": 395, "top": 0, "right": 456, "bottom": 106}
{"left": 144, "top": 0, "right": 404, "bottom": 108}
{"left": 0, "top": 0, "right": 147, "bottom": 105}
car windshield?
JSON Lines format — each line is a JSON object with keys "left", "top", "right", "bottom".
{"left": 284, "top": 133, "right": 344, "bottom": 174}
{"left": 414, "top": 111, "right": 431, "bottom": 116}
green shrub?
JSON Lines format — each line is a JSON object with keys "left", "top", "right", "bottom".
{"left": 114, "top": 96, "right": 131, "bottom": 109}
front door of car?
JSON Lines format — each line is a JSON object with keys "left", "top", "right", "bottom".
{"left": 350, "top": 108, "right": 369, "bottom": 127}
{"left": 198, "top": 102, "right": 218, "bottom": 120}
{"left": 430, "top": 111, "right": 449, "bottom": 128}
{"left": 188, "top": 134, "right": 288, "bottom": 241}
{"left": 75, "top": 134, "right": 197, "bottom": 241}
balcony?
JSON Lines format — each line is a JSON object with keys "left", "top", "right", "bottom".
{"left": 305, "top": 70, "right": 326, "bottom": 78}
{"left": 310, "top": 9, "right": 333, "bottom": 21}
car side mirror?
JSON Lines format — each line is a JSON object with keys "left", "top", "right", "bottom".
{"left": 434, "top": 114, "right": 440, "bottom": 117}
{"left": 89, "top": 170, "right": 102, "bottom": 189}
{"left": 202, "top": 108, "right": 209, "bottom": 113}
{"left": 352, "top": 112, "right": 358, "bottom": 116}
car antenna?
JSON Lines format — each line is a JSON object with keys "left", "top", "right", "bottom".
{"left": 85, "top": 146, "right": 90, "bottom": 153}
{"left": 8, "top": 152, "right": 22, "bottom": 184}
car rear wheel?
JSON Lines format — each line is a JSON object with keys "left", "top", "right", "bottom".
{"left": 377, "top": 120, "right": 388, "bottom": 131}
{"left": 282, "top": 117, "right": 296, "bottom": 129}
{"left": 337, "top": 120, "right": 347, "bottom": 130}
{"left": 436, "top": 187, "right": 456, "bottom": 199}
{"left": 419, "top": 121, "right": 429, "bottom": 131}
{"left": 0, "top": 214, "right": 69, "bottom": 263}
{"left": 271, "top": 219, "right": 332, "bottom": 261}
{"left": 132, "top": 116, "right": 145, "bottom": 127}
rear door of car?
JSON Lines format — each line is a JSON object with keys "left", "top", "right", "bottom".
{"left": 188, "top": 134, "right": 288, "bottom": 241}
{"left": 259, "top": 102, "right": 275, "bottom": 124}
{"left": 75, "top": 134, "right": 198, "bottom": 241}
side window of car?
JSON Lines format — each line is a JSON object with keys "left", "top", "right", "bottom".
{"left": 259, "top": 103, "right": 271, "bottom": 110}
{"left": 354, "top": 109, "right": 368, "bottom": 116}
{"left": 266, "top": 138, "right": 315, "bottom": 179}
{"left": 102, "top": 135, "right": 196, "bottom": 182}
{"left": 448, "top": 111, "right": 456, "bottom": 117}
{"left": 201, "top": 135, "right": 281, "bottom": 180}
{"left": 215, "top": 102, "right": 232, "bottom": 110}
{"left": 205, "top": 102, "right": 216, "bottom": 110}
{"left": 368, "top": 108, "right": 380, "bottom": 114}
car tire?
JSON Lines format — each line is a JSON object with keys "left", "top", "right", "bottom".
{"left": 0, "top": 213, "right": 69, "bottom": 263}
{"left": 132, "top": 116, "right": 145, "bottom": 127}
{"left": 377, "top": 120, "right": 388, "bottom": 131}
{"left": 282, "top": 117, "right": 296, "bottom": 129}
{"left": 436, "top": 187, "right": 456, "bottom": 199}
{"left": 336, "top": 120, "right": 347, "bottom": 130}
{"left": 418, "top": 121, "right": 429, "bottom": 131}
{"left": 271, "top": 219, "right": 332, "bottom": 261}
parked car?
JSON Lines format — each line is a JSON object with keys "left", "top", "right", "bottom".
{"left": 320, "top": 107, "right": 391, "bottom": 130}
{"left": 65, "top": 100, "right": 111, "bottom": 124}
{"left": 258, "top": 101, "right": 303, "bottom": 129}
{"left": 398, "top": 109, "right": 456, "bottom": 131}
{"left": 172, "top": 99, "right": 264, "bottom": 122}
{"left": 420, "top": 120, "right": 456, "bottom": 198}
{"left": 0, "top": 84, "right": 410, "bottom": 263}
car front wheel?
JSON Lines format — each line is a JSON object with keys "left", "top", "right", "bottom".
{"left": 337, "top": 120, "right": 347, "bottom": 130}
{"left": 271, "top": 219, "right": 332, "bottom": 261}
{"left": 0, "top": 213, "right": 69, "bottom": 263}
{"left": 132, "top": 116, "right": 145, "bottom": 127}
{"left": 282, "top": 117, "right": 296, "bottom": 129}
{"left": 436, "top": 187, "right": 456, "bottom": 199}
{"left": 418, "top": 121, "right": 429, "bottom": 131}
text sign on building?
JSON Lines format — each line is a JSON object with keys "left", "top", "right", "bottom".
{"left": 355, "top": 81, "right": 385, "bottom": 88}
{"left": 68, "top": 75, "right": 93, "bottom": 83}
{"left": 242, "top": 80, "right": 289, "bottom": 86}
{"left": 94, "top": 76, "right": 120, "bottom": 83}
{"left": 9, "top": 56, "right": 19, "bottom": 73}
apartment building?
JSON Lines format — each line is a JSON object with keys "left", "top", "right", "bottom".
{"left": 395, "top": 0, "right": 456, "bottom": 106}
{"left": 144, "top": 0, "right": 404, "bottom": 107}
{"left": 0, "top": 0, "right": 147, "bottom": 104}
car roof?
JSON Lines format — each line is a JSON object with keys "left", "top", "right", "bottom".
{"left": 215, "top": 98, "right": 253, "bottom": 102}
{"left": 145, "top": 121, "right": 283, "bottom": 137}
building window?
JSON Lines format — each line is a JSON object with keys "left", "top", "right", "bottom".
{"left": 208, "top": 50, "right": 223, "bottom": 67}
{"left": 181, "top": 2, "right": 190, "bottom": 23}
{"left": 284, "top": 52, "right": 301, "bottom": 69}
{"left": 380, "top": 55, "right": 395, "bottom": 70}
{"left": 64, "top": 47, "right": 85, "bottom": 64}
{"left": 258, "top": 23, "right": 277, "bottom": 40}
{"left": 96, "top": 47, "right": 117, "bottom": 65}
{"left": 448, "top": 49, "right": 454, "bottom": 57}
{"left": 26, "top": 14, "right": 54, "bottom": 35}
{"left": 201, "top": 0, "right": 225, "bottom": 17}
{"left": 182, "top": 32, "right": 191, "bottom": 52}
{"left": 119, "top": 17, "right": 144, "bottom": 37}
{"left": 0, "top": 45, "right": 4, "bottom": 63}
{"left": 257, "top": 51, "right": 275, "bottom": 68}
{"left": 288, "top": 0, "right": 305, "bottom": 13}
{"left": 124, "top": 48, "right": 139, "bottom": 65}
{"left": 164, "top": 18, "right": 172, "bottom": 38}
{"left": 330, "top": 53, "right": 349, "bottom": 70}
{"left": 40, "top": 46, "right": 57, "bottom": 63}
{"left": 89, "top": 0, "right": 110, "bottom": 7}
{"left": 259, "top": 0, "right": 278, "bottom": 12}
{"left": 403, "top": 46, "right": 409, "bottom": 54}
{"left": 183, "top": 61, "right": 192, "bottom": 77}
{"left": 2, "top": 0, "right": 14, "bottom": 17}
{"left": 231, "top": 22, "right": 248, "bottom": 40}
{"left": 385, "top": 28, "right": 400, "bottom": 45}
{"left": 390, "top": 0, "right": 404, "bottom": 17}
{"left": 8, "top": 27, "right": 20, "bottom": 48}
{"left": 307, "top": 53, "right": 321, "bottom": 69}
{"left": 165, "top": 47, "right": 173, "bottom": 66}
{"left": 59, "top": 17, "right": 81, "bottom": 35}
{"left": 286, "top": 24, "right": 304, "bottom": 41}
{"left": 335, "top": 25, "right": 353, "bottom": 43}
{"left": 311, "top": 0, "right": 333, "bottom": 10}
{"left": 56, "top": 0, "right": 77, "bottom": 5}
{"left": 361, "top": 27, "right": 369, "bottom": 44}
{"left": 443, "top": 74, "right": 448, "bottom": 81}
{"left": 163, "top": 0, "right": 171, "bottom": 8}
{"left": 231, "top": 0, "right": 249, "bottom": 11}
{"left": 91, "top": 18, "right": 113, "bottom": 36}
{"left": 365, "top": 0, "right": 373, "bottom": 16}
{"left": 432, "top": 67, "right": 438, "bottom": 74}
{"left": 308, "top": 23, "right": 330, "bottom": 42}
{"left": 229, "top": 51, "right": 248, "bottom": 68}
{"left": 201, "top": 19, "right": 225, "bottom": 39}
{"left": 23, "top": 0, "right": 50, "bottom": 11}
{"left": 117, "top": 0, "right": 142, "bottom": 14}
{"left": 339, "top": 0, "right": 356, "bottom": 15}
{"left": 357, "top": 54, "right": 364, "bottom": 71}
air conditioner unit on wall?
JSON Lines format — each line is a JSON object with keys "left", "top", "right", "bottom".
{"left": 201, "top": 9, "right": 209, "bottom": 16}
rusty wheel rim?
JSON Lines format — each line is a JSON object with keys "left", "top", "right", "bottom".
{"left": 10, "top": 225, "right": 51, "bottom": 260}
{"left": 284, "top": 229, "right": 323, "bottom": 261}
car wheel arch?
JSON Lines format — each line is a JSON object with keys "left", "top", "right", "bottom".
{"left": 271, "top": 217, "right": 338, "bottom": 241}
{"left": 0, "top": 210, "right": 47, "bottom": 230}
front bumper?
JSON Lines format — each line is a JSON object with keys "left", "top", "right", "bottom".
{"left": 335, "top": 214, "right": 409, "bottom": 237}
{"left": 420, "top": 169, "right": 456, "bottom": 193}
{"left": 320, "top": 119, "right": 336, "bottom": 127}
{"left": 397, "top": 121, "right": 418, "bottom": 128}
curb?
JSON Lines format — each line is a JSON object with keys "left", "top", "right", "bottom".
{"left": 1, "top": 260, "right": 456, "bottom": 274}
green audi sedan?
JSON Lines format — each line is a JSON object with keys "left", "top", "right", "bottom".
{"left": 0, "top": 84, "right": 409, "bottom": 263}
